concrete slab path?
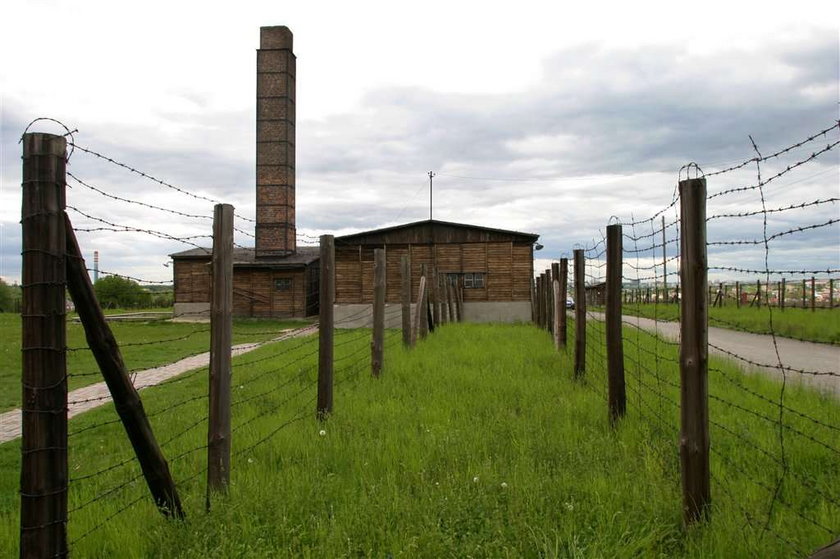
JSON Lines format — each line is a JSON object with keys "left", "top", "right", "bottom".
{"left": 0, "top": 324, "right": 318, "bottom": 444}
{"left": 593, "top": 312, "right": 839, "bottom": 396}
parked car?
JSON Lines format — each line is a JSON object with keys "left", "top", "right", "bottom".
{"left": 566, "top": 298, "right": 575, "bottom": 309}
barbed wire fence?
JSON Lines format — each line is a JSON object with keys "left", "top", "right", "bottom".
{"left": 533, "top": 120, "right": 839, "bottom": 555}
{"left": 16, "top": 124, "right": 424, "bottom": 557}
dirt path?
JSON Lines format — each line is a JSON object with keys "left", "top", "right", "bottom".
{"left": 597, "top": 312, "right": 839, "bottom": 396}
{"left": 0, "top": 325, "right": 318, "bottom": 444}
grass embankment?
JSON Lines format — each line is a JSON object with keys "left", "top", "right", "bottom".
{"left": 622, "top": 303, "right": 840, "bottom": 344}
{"left": 0, "top": 313, "right": 312, "bottom": 412}
{"left": 1, "top": 321, "right": 837, "bottom": 556}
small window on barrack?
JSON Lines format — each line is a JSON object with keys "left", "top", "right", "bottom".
{"left": 274, "top": 278, "right": 292, "bottom": 291}
{"left": 464, "top": 272, "right": 485, "bottom": 289}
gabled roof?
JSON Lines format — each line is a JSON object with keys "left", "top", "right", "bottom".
{"left": 170, "top": 246, "right": 319, "bottom": 268}
{"left": 336, "top": 219, "right": 539, "bottom": 245}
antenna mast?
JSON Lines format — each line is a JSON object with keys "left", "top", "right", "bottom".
{"left": 428, "top": 171, "right": 435, "bottom": 221}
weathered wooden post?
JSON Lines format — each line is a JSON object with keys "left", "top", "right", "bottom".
{"left": 431, "top": 267, "right": 440, "bottom": 328}
{"left": 400, "top": 255, "right": 412, "bottom": 346}
{"left": 802, "top": 278, "right": 807, "bottom": 308}
{"left": 830, "top": 278, "right": 834, "bottom": 309}
{"left": 66, "top": 219, "right": 184, "bottom": 519}
{"left": 446, "top": 279, "right": 456, "bottom": 323}
{"left": 780, "top": 277, "right": 786, "bottom": 310}
{"left": 371, "top": 249, "right": 386, "bottom": 376}
{"left": 606, "top": 224, "right": 626, "bottom": 425}
{"left": 552, "top": 262, "right": 561, "bottom": 350}
{"left": 456, "top": 278, "right": 464, "bottom": 323}
{"left": 530, "top": 277, "right": 536, "bottom": 323}
{"left": 419, "top": 264, "right": 429, "bottom": 338}
{"left": 413, "top": 276, "right": 427, "bottom": 343}
{"left": 208, "top": 203, "right": 234, "bottom": 500}
{"left": 811, "top": 276, "right": 816, "bottom": 312}
{"left": 559, "top": 258, "right": 568, "bottom": 348}
{"left": 546, "top": 268, "right": 554, "bottom": 333}
{"left": 735, "top": 281, "right": 741, "bottom": 308}
{"left": 317, "top": 235, "right": 335, "bottom": 419}
{"left": 21, "top": 133, "right": 69, "bottom": 558}
{"left": 535, "top": 275, "right": 543, "bottom": 328}
{"left": 678, "top": 177, "right": 710, "bottom": 524}
{"left": 574, "top": 249, "right": 586, "bottom": 379}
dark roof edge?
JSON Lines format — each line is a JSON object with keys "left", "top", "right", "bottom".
{"left": 335, "top": 219, "right": 539, "bottom": 242}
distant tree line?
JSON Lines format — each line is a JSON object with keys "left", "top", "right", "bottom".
{"left": 0, "top": 278, "right": 20, "bottom": 313}
{"left": 93, "top": 276, "right": 173, "bottom": 309}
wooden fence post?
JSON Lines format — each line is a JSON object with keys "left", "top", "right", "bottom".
{"left": 573, "top": 249, "right": 586, "bottom": 379}
{"left": 735, "top": 281, "right": 740, "bottom": 308}
{"left": 781, "top": 277, "right": 786, "bottom": 310}
{"left": 372, "top": 248, "right": 386, "bottom": 376}
{"left": 65, "top": 217, "right": 184, "bottom": 519}
{"left": 830, "top": 278, "right": 834, "bottom": 309}
{"left": 317, "top": 235, "right": 335, "bottom": 420}
{"left": 431, "top": 267, "right": 440, "bottom": 328}
{"left": 811, "top": 276, "right": 816, "bottom": 312}
{"left": 456, "top": 280, "right": 464, "bottom": 323}
{"left": 535, "top": 275, "right": 543, "bottom": 328}
{"left": 552, "top": 262, "right": 561, "bottom": 349}
{"left": 419, "top": 265, "right": 429, "bottom": 338}
{"left": 559, "top": 258, "right": 568, "bottom": 348}
{"left": 530, "top": 278, "right": 536, "bottom": 323}
{"left": 413, "top": 276, "right": 427, "bottom": 342}
{"left": 546, "top": 268, "right": 554, "bottom": 333}
{"left": 802, "top": 278, "right": 807, "bottom": 308}
{"left": 400, "top": 255, "right": 411, "bottom": 346}
{"left": 20, "top": 133, "right": 69, "bottom": 558}
{"left": 606, "top": 224, "right": 625, "bottom": 425}
{"left": 446, "top": 280, "right": 456, "bottom": 324}
{"left": 208, "top": 203, "right": 234, "bottom": 500}
{"left": 678, "top": 177, "right": 710, "bottom": 524}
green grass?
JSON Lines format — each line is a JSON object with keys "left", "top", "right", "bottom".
{"left": 1, "top": 321, "right": 836, "bottom": 557}
{"left": 622, "top": 303, "right": 840, "bottom": 345}
{"left": 0, "top": 313, "right": 313, "bottom": 412}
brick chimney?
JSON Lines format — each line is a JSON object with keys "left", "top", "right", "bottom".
{"left": 255, "top": 26, "right": 296, "bottom": 258}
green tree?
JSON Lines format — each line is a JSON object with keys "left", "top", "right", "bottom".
{"left": 94, "top": 275, "right": 147, "bottom": 309}
{"left": 0, "top": 278, "right": 14, "bottom": 312}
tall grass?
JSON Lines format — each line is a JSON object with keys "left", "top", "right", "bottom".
{"left": 0, "top": 322, "right": 836, "bottom": 557}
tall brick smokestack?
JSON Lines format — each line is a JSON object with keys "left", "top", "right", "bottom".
{"left": 255, "top": 26, "right": 296, "bottom": 258}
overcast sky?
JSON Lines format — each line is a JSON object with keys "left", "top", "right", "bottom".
{"left": 1, "top": 0, "right": 838, "bottom": 285}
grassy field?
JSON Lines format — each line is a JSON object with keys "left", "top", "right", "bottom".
{"left": 0, "top": 313, "right": 313, "bottom": 412}
{"left": 0, "top": 320, "right": 837, "bottom": 557}
{"left": 622, "top": 303, "right": 840, "bottom": 344}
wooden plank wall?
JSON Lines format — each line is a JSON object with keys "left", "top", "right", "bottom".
{"left": 334, "top": 241, "right": 533, "bottom": 304}
{"left": 174, "top": 259, "right": 211, "bottom": 303}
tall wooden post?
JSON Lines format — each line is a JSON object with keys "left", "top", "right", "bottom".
{"left": 811, "top": 276, "right": 816, "bottom": 312}
{"left": 400, "top": 255, "right": 412, "bottom": 346}
{"left": 606, "top": 224, "right": 625, "bottom": 425}
{"left": 573, "top": 249, "right": 586, "bottom": 379}
{"left": 662, "top": 215, "right": 668, "bottom": 304}
{"left": 455, "top": 279, "right": 464, "bottom": 323}
{"left": 559, "top": 258, "right": 568, "bottom": 347}
{"left": 413, "top": 276, "right": 427, "bottom": 343}
{"left": 530, "top": 278, "right": 536, "bottom": 323}
{"left": 735, "top": 281, "right": 740, "bottom": 308}
{"left": 371, "top": 249, "right": 386, "bottom": 376}
{"left": 419, "top": 264, "right": 429, "bottom": 338}
{"left": 208, "top": 204, "right": 234, "bottom": 500}
{"left": 65, "top": 218, "right": 184, "bottom": 519}
{"left": 830, "top": 278, "right": 834, "bottom": 309}
{"left": 552, "top": 262, "right": 561, "bottom": 349}
{"left": 20, "top": 133, "right": 68, "bottom": 558}
{"left": 446, "top": 280, "right": 456, "bottom": 324}
{"left": 536, "top": 275, "right": 544, "bottom": 328}
{"left": 546, "top": 268, "right": 554, "bottom": 333}
{"left": 802, "top": 278, "right": 807, "bottom": 309}
{"left": 678, "top": 177, "right": 710, "bottom": 524}
{"left": 431, "top": 267, "right": 440, "bottom": 328}
{"left": 780, "top": 277, "right": 786, "bottom": 310}
{"left": 317, "top": 235, "right": 334, "bottom": 419}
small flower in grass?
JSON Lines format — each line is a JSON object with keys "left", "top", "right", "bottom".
{"left": 239, "top": 385, "right": 244, "bottom": 389}
{"left": 247, "top": 457, "right": 254, "bottom": 464}
{"left": 500, "top": 482, "right": 508, "bottom": 489}
{"left": 564, "top": 501, "right": 574, "bottom": 512}
{"left": 473, "top": 476, "right": 480, "bottom": 483}
{"left": 319, "top": 429, "right": 327, "bottom": 437}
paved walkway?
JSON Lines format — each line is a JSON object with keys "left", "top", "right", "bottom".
{"left": 599, "top": 313, "right": 839, "bottom": 396}
{"left": 0, "top": 325, "right": 318, "bottom": 444}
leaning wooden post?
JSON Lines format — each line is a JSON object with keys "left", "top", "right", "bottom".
{"left": 400, "top": 255, "right": 412, "bottom": 347}
{"left": 20, "top": 133, "right": 69, "bottom": 557}
{"left": 65, "top": 216, "right": 184, "bottom": 519}
{"left": 317, "top": 235, "right": 335, "bottom": 420}
{"left": 207, "top": 203, "right": 234, "bottom": 501}
{"left": 371, "top": 248, "right": 386, "bottom": 376}
{"left": 413, "top": 276, "right": 427, "bottom": 343}
{"left": 559, "top": 258, "right": 569, "bottom": 347}
{"left": 552, "top": 262, "right": 561, "bottom": 349}
{"left": 606, "top": 224, "right": 626, "bottom": 425}
{"left": 811, "top": 276, "right": 816, "bottom": 312}
{"left": 419, "top": 264, "right": 429, "bottom": 338}
{"left": 573, "top": 249, "right": 586, "bottom": 379}
{"left": 678, "top": 177, "right": 710, "bottom": 524}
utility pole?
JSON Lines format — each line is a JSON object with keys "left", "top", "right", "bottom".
{"left": 428, "top": 171, "right": 435, "bottom": 221}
